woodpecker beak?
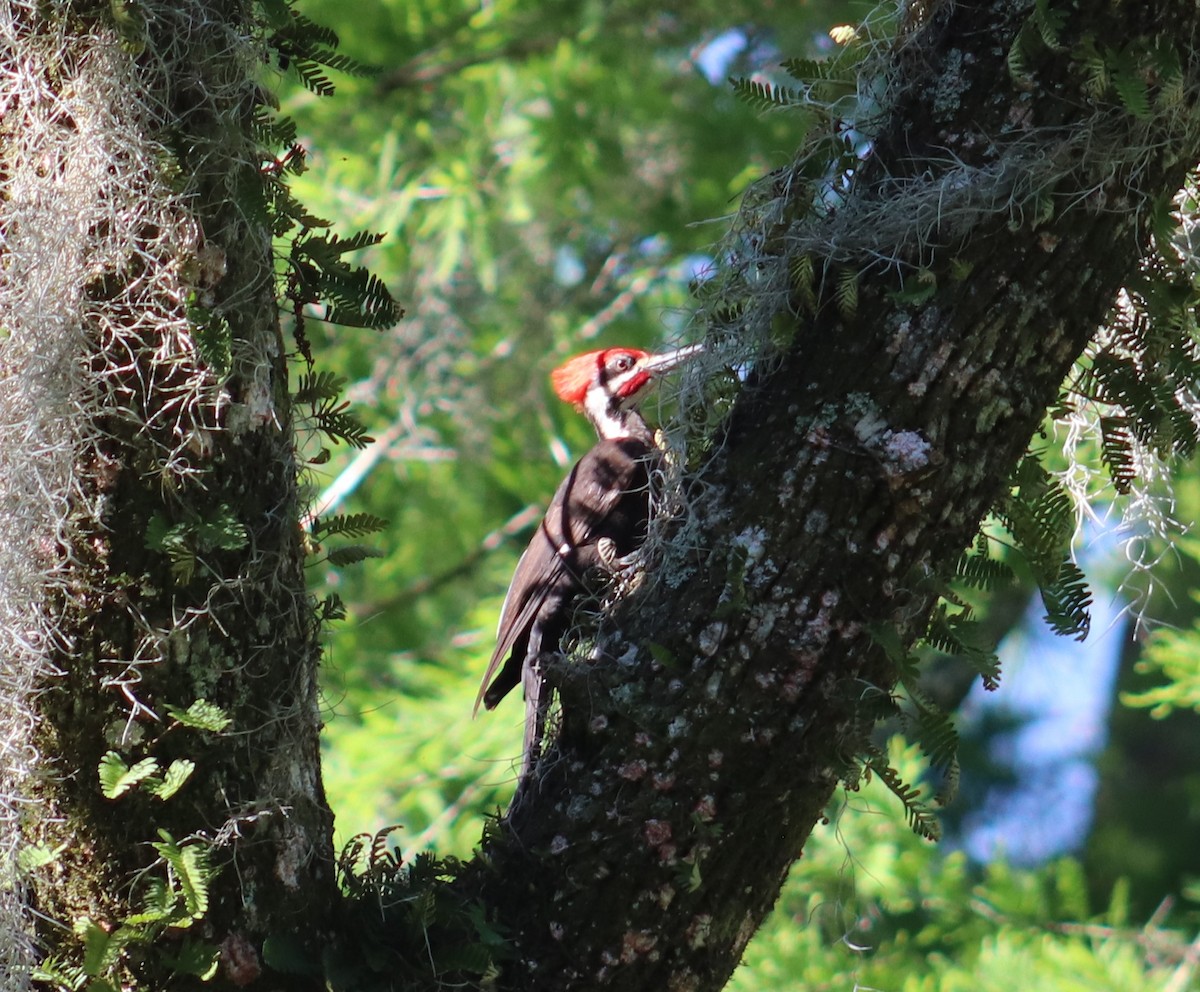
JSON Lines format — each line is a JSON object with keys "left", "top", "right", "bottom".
{"left": 640, "top": 342, "right": 704, "bottom": 376}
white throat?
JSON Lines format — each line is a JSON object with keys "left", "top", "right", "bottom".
{"left": 584, "top": 386, "right": 642, "bottom": 440}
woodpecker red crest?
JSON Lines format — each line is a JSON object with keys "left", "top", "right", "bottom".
{"left": 551, "top": 348, "right": 651, "bottom": 405}
{"left": 476, "top": 341, "right": 702, "bottom": 791}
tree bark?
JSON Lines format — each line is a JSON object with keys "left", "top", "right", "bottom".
{"left": 472, "top": 3, "right": 1200, "bottom": 990}
{"left": 1, "top": 2, "right": 333, "bottom": 988}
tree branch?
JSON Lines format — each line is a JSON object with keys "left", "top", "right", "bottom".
{"left": 468, "top": 3, "right": 1200, "bottom": 990}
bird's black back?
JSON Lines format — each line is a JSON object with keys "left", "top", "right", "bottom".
{"left": 478, "top": 436, "right": 657, "bottom": 710}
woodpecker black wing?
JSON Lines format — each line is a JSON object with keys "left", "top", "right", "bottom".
{"left": 474, "top": 437, "right": 655, "bottom": 716}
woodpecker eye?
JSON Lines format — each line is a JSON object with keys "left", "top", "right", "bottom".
{"left": 611, "top": 353, "right": 634, "bottom": 372}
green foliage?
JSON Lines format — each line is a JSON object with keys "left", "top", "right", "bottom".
{"left": 295, "top": 370, "right": 374, "bottom": 448}
{"left": 145, "top": 504, "right": 248, "bottom": 584}
{"left": 729, "top": 77, "right": 806, "bottom": 113}
{"left": 151, "top": 830, "right": 215, "bottom": 921}
{"left": 272, "top": 0, "right": 1200, "bottom": 989}
{"left": 1070, "top": 34, "right": 1186, "bottom": 119}
{"left": 34, "top": 831, "right": 219, "bottom": 990}
{"left": 731, "top": 740, "right": 1189, "bottom": 992}
{"left": 108, "top": 0, "right": 148, "bottom": 55}
{"left": 835, "top": 265, "right": 859, "bottom": 320}
{"left": 99, "top": 751, "right": 197, "bottom": 802}
{"left": 186, "top": 298, "right": 232, "bottom": 378}
{"left": 164, "top": 698, "right": 232, "bottom": 733}
{"left": 262, "top": 0, "right": 375, "bottom": 95}
{"left": 311, "top": 512, "right": 388, "bottom": 540}
{"left": 257, "top": 829, "right": 506, "bottom": 989}
{"left": 289, "top": 230, "right": 401, "bottom": 331}
{"left": 98, "top": 752, "right": 159, "bottom": 800}
{"left": 1123, "top": 576, "right": 1200, "bottom": 716}
{"left": 311, "top": 512, "right": 389, "bottom": 567}
{"left": 861, "top": 744, "right": 942, "bottom": 841}
{"left": 995, "top": 453, "right": 1092, "bottom": 640}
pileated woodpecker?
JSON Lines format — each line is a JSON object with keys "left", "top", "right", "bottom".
{"left": 475, "top": 343, "right": 701, "bottom": 778}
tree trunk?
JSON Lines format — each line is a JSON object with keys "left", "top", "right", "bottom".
{"left": 472, "top": 3, "right": 1200, "bottom": 990}
{"left": 1, "top": 2, "right": 333, "bottom": 988}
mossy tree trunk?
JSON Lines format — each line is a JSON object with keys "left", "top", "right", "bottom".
{"left": 2, "top": 2, "right": 334, "bottom": 988}
{"left": 472, "top": 3, "right": 1200, "bottom": 991}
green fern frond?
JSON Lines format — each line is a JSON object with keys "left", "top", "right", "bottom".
{"left": 292, "top": 58, "right": 335, "bottom": 97}
{"left": 99, "top": 752, "right": 159, "bottom": 800}
{"left": 790, "top": 253, "right": 817, "bottom": 313}
{"left": 906, "top": 694, "right": 961, "bottom": 774}
{"left": 835, "top": 266, "right": 858, "bottom": 320}
{"left": 326, "top": 545, "right": 385, "bottom": 567}
{"left": 1099, "top": 416, "right": 1137, "bottom": 493}
{"left": 1151, "top": 37, "right": 1184, "bottom": 108}
{"left": 291, "top": 233, "right": 403, "bottom": 329}
{"left": 311, "top": 512, "right": 388, "bottom": 539}
{"left": 312, "top": 403, "right": 374, "bottom": 448}
{"left": 925, "top": 606, "right": 1003, "bottom": 690}
{"left": 1041, "top": 558, "right": 1092, "bottom": 640}
{"left": 294, "top": 370, "right": 345, "bottom": 404}
{"left": 1076, "top": 36, "right": 1109, "bottom": 98}
{"left": 1110, "top": 48, "right": 1152, "bottom": 119}
{"left": 1032, "top": 0, "right": 1066, "bottom": 52}
{"left": 954, "top": 552, "right": 1016, "bottom": 593}
{"left": 779, "top": 57, "right": 832, "bottom": 82}
{"left": 1007, "top": 30, "right": 1034, "bottom": 87}
{"left": 164, "top": 699, "right": 231, "bottom": 733}
{"left": 151, "top": 831, "right": 215, "bottom": 920}
{"left": 280, "top": 10, "right": 340, "bottom": 49}
{"left": 729, "top": 77, "right": 805, "bottom": 112}
{"left": 308, "top": 49, "right": 375, "bottom": 78}
{"left": 863, "top": 748, "right": 941, "bottom": 841}
{"left": 252, "top": 108, "right": 298, "bottom": 148}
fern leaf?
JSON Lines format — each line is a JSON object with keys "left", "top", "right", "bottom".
{"left": 954, "top": 552, "right": 1016, "bottom": 593}
{"left": 294, "top": 370, "right": 345, "bottom": 404}
{"left": 1041, "top": 559, "right": 1092, "bottom": 640}
{"left": 926, "top": 608, "right": 1003, "bottom": 690}
{"left": 835, "top": 265, "right": 858, "bottom": 320}
{"left": 254, "top": 109, "right": 298, "bottom": 149}
{"left": 908, "top": 701, "right": 960, "bottom": 774}
{"left": 311, "top": 512, "right": 389, "bottom": 539}
{"left": 1032, "top": 0, "right": 1066, "bottom": 52}
{"left": 178, "top": 845, "right": 212, "bottom": 918}
{"left": 75, "top": 917, "right": 117, "bottom": 977}
{"left": 99, "top": 752, "right": 159, "bottom": 799}
{"left": 153, "top": 831, "right": 214, "bottom": 920}
{"left": 165, "top": 699, "right": 231, "bottom": 733}
{"left": 125, "top": 877, "right": 177, "bottom": 925}
{"left": 313, "top": 402, "right": 374, "bottom": 448}
{"left": 1077, "top": 36, "right": 1109, "bottom": 99}
{"left": 325, "top": 545, "right": 384, "bottom": 567}
{"left": 285, "top": 11, "right": 340, "bottom": 50}
{"left": 1007, "top": 30, "right": 1033, "bottom": 87}
{"left": 147, "top": 759, "right": 196, "bottom": 801}
{"left": 864, "top": 749, "right": 941, "bottom": 841}
{"left": 1099, "top": 416, "right": 1137, "bottom": 493}
{"left": 308, "top": 48, "right": 376, "bottom": 78}
{"left": 292, "top": 58, "right": 336, "bottom": 97}
{"left": 779, "top": 57, "right": 830, "bottom": 82}
{"left": 729, "top": 77, "right": 805, "bottom": 112}
{"left": 1111, "top": 50, "right": 1152, "bottom": 119}
{"left": 790, "top": 253, "right": 817, "bottom": 313}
